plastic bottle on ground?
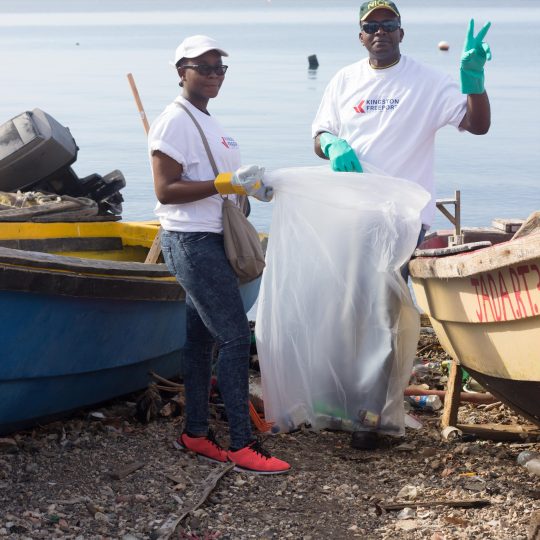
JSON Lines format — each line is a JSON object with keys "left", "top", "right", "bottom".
{"left": 407, "top": 395, "right": 443, "bottom": 411}
{"left": 517, "top": 450, "right": 540, "bottom": 476}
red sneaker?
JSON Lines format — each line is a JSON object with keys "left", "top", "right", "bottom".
{"left": 173, "top": 430, "right": 227, "bottom": 463}
{"left": 228, "top": 440, "right": 291, "bottom": 475}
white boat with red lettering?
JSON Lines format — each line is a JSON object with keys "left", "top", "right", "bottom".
{"left": 409, "top": 207, "right": 540, "bottom": 427}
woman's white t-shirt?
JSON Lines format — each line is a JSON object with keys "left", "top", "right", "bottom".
{"left": 311, "top": 55, "right": 467, "bottom": 226}
{"left": 148, "top": 96, "right": 241, "bottom": 233}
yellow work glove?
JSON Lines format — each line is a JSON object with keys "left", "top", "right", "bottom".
{"left": 214, "top": 165, "right": 273, "bottom": 202}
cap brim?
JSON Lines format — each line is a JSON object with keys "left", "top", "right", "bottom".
{"left": 360, "top": 7, "right": 400, "bottom": 21}
{"left": 184, "top": 46, "right": 229, "bottom": 59}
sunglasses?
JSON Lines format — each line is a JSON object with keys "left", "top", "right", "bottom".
{"left": 182, "top": 64, "right": 228, "bottom": 76}
{"left": 361, "top": 20, "right": 400, "bottom": 34}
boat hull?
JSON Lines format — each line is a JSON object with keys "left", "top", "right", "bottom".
{"left": 0, "top": 221, "right": 261, "bottom": 433}
{"left": 410, "top": 230, "right": 540, "bottom": 427}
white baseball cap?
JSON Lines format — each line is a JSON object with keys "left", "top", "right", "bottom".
{"left": 173, "top": 35, "right": 229, "bottom": 66}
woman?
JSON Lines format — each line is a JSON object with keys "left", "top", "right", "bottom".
{"left": 148, "top": 35, "right": 290, "bottom": 474}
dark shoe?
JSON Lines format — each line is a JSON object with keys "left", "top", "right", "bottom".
{"left": 351, "top": 430, "right": 379, "bottom": 450}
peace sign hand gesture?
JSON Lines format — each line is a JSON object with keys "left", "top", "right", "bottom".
{"left": 460, "top": 19, "right": 492, "bottom": 95}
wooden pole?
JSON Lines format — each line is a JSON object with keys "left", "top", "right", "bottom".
{"left": 127, "top": 73, "right": 150, "bottom": 135}
{"left": 126, "top": 73, "right": 162, "bottom": 264}
{"left": 441, "top": 360, "right": 463, "bottom": 428}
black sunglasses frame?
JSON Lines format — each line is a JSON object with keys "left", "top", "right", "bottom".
{"left": 182, "top": 64, "right": 229, "bottom": 76}
{"left": 361, "top": 20, "right": 401, "bottom": 34}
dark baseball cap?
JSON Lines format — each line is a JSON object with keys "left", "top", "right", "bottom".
{"left": 359, "top": 0, "right": 400, "bottom": 21}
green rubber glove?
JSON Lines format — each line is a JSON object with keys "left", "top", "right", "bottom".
{"left": 460, "top": 19, "right": 492, "bottom": 94}
{"left": 319, "top": 133, "right": 362, "bottom": 173}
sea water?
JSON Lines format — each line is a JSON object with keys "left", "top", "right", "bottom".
{"left": 0, "top": 0, "right": 539, "bottom": 233}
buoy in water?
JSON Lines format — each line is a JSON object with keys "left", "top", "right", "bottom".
{"left": 308, "top": 54, "right": 319, "bottom": 70}
{"left": 438, "top": 41, "right": 449, "bottom": 51}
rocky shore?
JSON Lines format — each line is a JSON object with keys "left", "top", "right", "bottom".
{"left": 1, "top": 329, "right": 539, "bottom": 540}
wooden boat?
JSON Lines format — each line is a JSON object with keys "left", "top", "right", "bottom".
{"left": 0, "top": 220, "right": 261, "bottom": 434}
{"left": 409, "top": 210, "right": 540, "bottom": 428}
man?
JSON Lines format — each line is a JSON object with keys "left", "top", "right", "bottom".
{"left": 311, "top": 1, "right": 491, "bottom": 449}
{"left": 313, "top": 0, "right": 491, "bottom": 234}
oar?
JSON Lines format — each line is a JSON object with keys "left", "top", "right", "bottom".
{"left": 126, "top": 72, "right": 162, "bottom": 263}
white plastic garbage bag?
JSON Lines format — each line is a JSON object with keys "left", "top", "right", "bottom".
{"left": 256, "top": 166, "right": 430, "bottom": 436}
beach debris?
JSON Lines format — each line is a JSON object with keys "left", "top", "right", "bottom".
{"left": 135, "top": 374, "right": 184, "bottom": 424}
{"left": 134, "top": 383, "right": 163, "bottom": 424}
{"left": 0, "top": 437, "right": 18, "bottom": 453}
{"left": 404, "top": 413, "right": 423, "bottom": 430}
{"left": 407, "top": 394, "right": 443, "bottom": 411}
{"left": 517, "top": 450, "right": 540, "bottom": 476}
{"left": 109, "top": 461, "right": 145, "bottom": 481}
{"left": 405, "top": 386, "right": 496, "bottom": 405}
{"left": 397, "top": 507, "right": 416, "bottom": 520}
{"left": 378, "top": 498, "right": 490, "bottom": 512}
{"left": 159, "top": 396, "right": 184, "bottom": 418}
{"left": 397, "top": 485, "right": 419, "bottom": 500}
{"left": 442, "top": 425, "right": 463, "bottom": 441}
{"left": 156, "top": 462, "right": 234, "bottom": 539}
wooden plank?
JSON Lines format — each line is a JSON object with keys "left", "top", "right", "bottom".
{"left": 457, "top": 423, "right": 540, "bottom": 442}
{"left": 0, "top": 246, "right": 171, "bottom": 277}
{"left": 512, "top": 211, "right": 540, "bottom": 240}
{"left": 144, "top": 230, "right": 163, "bottom": 264}
{"left": 409, "top": 231, "right": 540, "bottom": 279}
{"left": 492, "top": 218, "right": 525, "bottom": 233}
{"left": 441, "top": 360, "right": 462, "bottom": 429}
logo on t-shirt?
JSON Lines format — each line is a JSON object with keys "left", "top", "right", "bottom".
{"left": 221, "top": 136, "right": 239, "bottom": 149}
{"left": 353, "top": 100, "right": 365, "bottom": 113}
{"left": 354, "top": 98, "right": 400, "bottom": 113}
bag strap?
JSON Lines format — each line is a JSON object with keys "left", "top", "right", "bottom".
{"left": 176, "top": 101, "right": 250, "bottom": 216}
{"left": 176, "top": 102, "right": 219, "bottom": 177}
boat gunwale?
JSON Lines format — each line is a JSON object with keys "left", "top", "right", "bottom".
{"left": 0, "top": 245, "right": 172, "bottom": 277}
{"left": 409, "top": 232, "right": 540, "bottom": 279}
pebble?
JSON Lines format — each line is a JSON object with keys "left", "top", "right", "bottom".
{"left": 395, "top": 443, "right": 416, "bottom": 452}
{"left": 420, "top": 447, "right": 438, "bottom": 457}
{"left": 396, "top": 519, "right": 419, "bottom": 531}
{"left": 397, "top": 485, "right": 418, "bottom": 500}
{"left": 25, "top": 462, "right": 39, "bottom": 474}
{"left": 397, "top": 507, "right": 416, "bottom": 520}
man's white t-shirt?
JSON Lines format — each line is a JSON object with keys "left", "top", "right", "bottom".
{"left": 148, "top": 96, "right": 241, "bottom": 233}
{"left": 311, "top": 55, "right": 467, "bottom": 226}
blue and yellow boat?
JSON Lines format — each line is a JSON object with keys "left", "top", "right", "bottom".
{"left": 0, "top": 220, "right": 260, "bottom": 434}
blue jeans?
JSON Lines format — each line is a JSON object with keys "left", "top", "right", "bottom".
{"left": 160, "top": 230, "right": 252, "bottom": 449}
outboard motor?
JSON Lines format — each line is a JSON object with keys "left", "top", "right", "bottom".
{"left": 0, "top": 108, "right": 125, "bottom": 216}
